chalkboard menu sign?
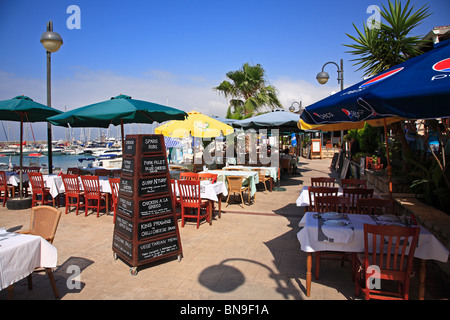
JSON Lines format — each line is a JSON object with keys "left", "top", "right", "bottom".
{"left": 112, "top": 134, "right": 183, "bottom": 276}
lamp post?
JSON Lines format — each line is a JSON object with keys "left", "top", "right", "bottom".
{"left": 288, "top": 101, "right": 302, "bottom": 114}
{"left": 40, "top": 20, "right": 63, "bottom": 174}
{"left": 316, "top": 59, "right": 344, "bottom": 144}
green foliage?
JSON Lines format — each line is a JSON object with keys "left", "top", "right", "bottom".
{"left": 344, "top": 0, "right": 431, "bottom": 77}
{"left": 214, "top": 63, "right": 283, "bottom": 118}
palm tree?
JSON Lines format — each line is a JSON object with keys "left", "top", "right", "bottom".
{"left": 214, "top": 63, "right": 283, "bottom": 119}
{"left": 344, "top": 0, "right": 431, "bottom": 77}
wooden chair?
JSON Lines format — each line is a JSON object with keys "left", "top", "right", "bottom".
{"left": 226, "top": 176, "right": 250, "bottom": 207}
{"left": 343, "top": 188, "right": 374, "bottom": 213}
{"left": 18, "top": 205, "right": 62, "bottom": 299}
{"left": 307, "top": 186, "right": 339, "bottom": 211}
{"left": 197, "top": 173, "right": 218, "bottom": 183}
{"left": 311, "top": 177, "right": 336, "bottom": 187}
{"left": 341, "top": 178, "right": 367, "bottom": 189}
{"left": 252, "top": 168, "right": 271, "bottom": 193}
{"left": 177, "top": 180, "right": 210, "bottom": 229}
{"left": 80, "top": 175, "right": 108, "bottom": 217}
{"left": 61, "top": 174, "right": 84, "bottom": 215}
{"left": 314, "top": 195, "right": 350, "bottom": 213}
{"left": 67, "top": 167, "right": 80, "bottom": 175}
{"left": 111, "top": 170, "right": 122, "bottom": 178}
{"left": 357, "top": 198, "right": 395, "bottom": 215}
{"left": 354, "top": 224, "right": 420, "bottom": 300}
{"left": 179, "top": 172, "right": 199, "bottom": 180}
{"left": 26, "top": 166, "right": 41, "bottom": 173}
{"left": 109, "top": 178, "right": 120, "bottom": 223}
{"left": 0, "top": 171, "right": 15, "bottom": 206}
{"left": 94, "top": 169, "right": 110, "bottom": 177}
{"left": 170, "top": 179, "right": 181, "bottom": 219}
{"left": 27, "top": 172, "right": 56, "bottom": 207}
{"left": 313, "top": 196, "right": 352, "bottom": 280}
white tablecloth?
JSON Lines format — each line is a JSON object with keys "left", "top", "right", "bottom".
{"left": 296, "top": 186, "right": 344, "bottom": 207}
{"left": 42, "top": 175, "right": 112, "bottom": 198}
{"left": 297, "top": 212, "right": 449, "bottom": 263}
{"left": 225, "top": 165, "right": 278, "bottom": 182}
{"left": 0, "top": 230, "right": 57, "bottom": 290}
{"left": 6, "top": 172, "right": 29, "bottom": 187}
{"left": 174, "top": 180, "right": 228, "bottom": 202}
{"left": 200, "top": 170, "right": 259, "bottom": 196}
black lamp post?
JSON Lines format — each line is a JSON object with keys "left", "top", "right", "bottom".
{"left": 40, "top": 20, "right": 63, "bottom": 174}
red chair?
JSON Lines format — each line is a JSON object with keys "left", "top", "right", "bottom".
{"left": 354, "top": 224, "right": 420, "bottom": 300}
{"left": 197, "top": 173, "right": 217, "bottom": 183}
{"left": 356, "top": 198, "right": 394, "bottom": 215}
{"left": 81, "top": 175, "right": 108, "bottom": 217}
{"left": 179, "top": 172, "right": 199, "bottom": 181}
{"left": 170, "top": 179, "right": 181, "bottom": 219}
{"left": 28, "top": 172, "right": 56, "bottom": 207}
{"left": 67, "top": 167, "right": 80, "bottom": 175}
{"left": 109, "top": 178, "right": 120, "bottom": 223}
{"left": 307, "top": 186, "right": 339, "bottom": 211}
{"left": 343, "top": 188, "right": 374, "bottom": 213}
{"left": 0, "top": 171, "right": 14, "bottom": 206}
{"left": 311, "top": 177, "right": 336, "bottom": 187}
{"left": 94, "top": 169, "right": 110, "bottom": 177}
{"left": 177, "top": 180, "right": 210, "bottom": 229}
{"left": 61, "top": 174, "right": 84, "bottom": 215}
{"left": 341, "top": 178, "right": 367, "bottom": 189}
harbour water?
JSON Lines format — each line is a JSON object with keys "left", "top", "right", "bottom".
{"left": 0, "top": 154, "right": 96, "bottom": 172}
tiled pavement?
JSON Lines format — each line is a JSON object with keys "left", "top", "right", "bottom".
{"left": 0, "top": 158, "right": 448, "bottom": 301}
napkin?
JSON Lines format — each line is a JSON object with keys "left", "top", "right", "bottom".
{"left": 318, "top": 217, "right": 354, "bottom": 243}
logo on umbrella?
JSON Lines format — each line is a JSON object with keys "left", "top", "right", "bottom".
{"left": 194, "top": 121, "right": 210, "bottom": 131}
{"left": 359, "top": 67, "right": 404, "bottom": 88}
{"left": 432, "top": 58, "right": 450, "bottom": 72}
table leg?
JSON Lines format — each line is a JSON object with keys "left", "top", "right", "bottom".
{"left": 419, "top": 259, "right": 426, "bottom": 300}
{"left": 208, "top": 200, "right": 213, "bottom": 225}
{"left": 306, "top": 253, "right": 312, "bottom": 297}
{"left": 217, "top": 193, "right": 222, "bottom": 218}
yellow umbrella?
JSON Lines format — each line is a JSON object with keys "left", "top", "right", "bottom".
{"left": 155, "top": 110, "right": 234, "bottom": 138}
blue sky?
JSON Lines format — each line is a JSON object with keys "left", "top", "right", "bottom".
{"left": 0, "top": 0, "right": 449, "bottom": 141}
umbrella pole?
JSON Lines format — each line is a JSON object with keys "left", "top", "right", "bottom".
{"left": 121, "top": 119, "right": 125, "bottom": 152}
{"left": 19, "top": 113, "right": 24, "bottom": 198}
{"left": 383, "top": 119, "right": 393, "bottom": 200}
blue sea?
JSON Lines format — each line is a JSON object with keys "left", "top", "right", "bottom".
{"left": 1, "top": 154, "right": 96, "bottom": 171}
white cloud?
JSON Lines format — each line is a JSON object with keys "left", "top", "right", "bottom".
{"left": 0, "top": 69, "right": 336, "bottom": 141}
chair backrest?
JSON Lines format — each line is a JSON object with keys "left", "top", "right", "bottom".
{"left": 226, "top": 176, "right": 245, "bottom": 192}
{"left": 0, "top": 171, "right": 7, "bottom": 188}
{"left": 177, "top": 180, "right": 201, "bottom": 204}
{"left": 343, "top": 188, "right": 374, "bottom": 213}
{"left": 179, "top": 172, "right": 199, "bottom": 180}
{"left": 311, "top": 177, "right": 336, "bottom": 187}
{"left": 252, "top": 169, "right": 267, "bottom": 182}
{"left": 111, "top": 170, "right": 122, "bottom": 178}
{"left": 362, "top": 224, "right": 420, "bottom": 281}
{"left": 27, "top": 166, "right": 41, "bottom": 173}
{"left": 27, "top": 205, "right": 62, "bottom": 244}
{"left": 67, "top": 167, "right": 80, "bottom": 175}
{"left": 314, "top": 196, "right": 350, "bottom": 213}
{"left": 94, "top": 169, "right": 110, "bottom": 176}
{"left": 198, "top": 173, "right": 217, "bottom": 183}
{"left": 341, "top": 178, "right": 367, "bottom": 189}
{"left": 357, "top": 198, "right": 395, "bottom": 215}
{"left": 28, "top": 172, "right": 45, "bottom": 190}
{"left": 61, "top": 174, "right": 81, "bottom": 194}
{"left": 108, "top": 178, "right": 120, "bottom": 200}
{"left": 308, "top": 186, "right": 339, "bottom": 211}
{"left": 81, "top": 175, "right": 101, "bottom": 196}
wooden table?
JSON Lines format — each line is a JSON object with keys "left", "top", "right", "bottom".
{"left": 297, "top": 212, "right": 449, "bottom": 299}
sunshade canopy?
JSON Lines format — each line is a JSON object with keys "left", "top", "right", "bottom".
{"left": 155, "top": 110, "right": 234, "bottom": 138}
{"left": 300, "top": 39, "right": 450, "bottom": 131}
{"left": 48, "top": 94, "right": 187, "bottom": 128}
{"left": 0, "top": 95, "right": 62, "bottom": 122}
{"left": 233, "top": 109, "right": 301, "bottom": 131}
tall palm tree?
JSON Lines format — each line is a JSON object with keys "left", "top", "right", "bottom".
{"left": 214, "top": 63, "right": 283, "bottom": 119}
{"left": 344, "top": 0, "right": 431, "bottom": 77}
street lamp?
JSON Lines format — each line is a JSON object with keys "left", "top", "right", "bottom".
{"left": 41, "top": 20, "right": 63, "bottom": 174}
{"left": 289, "top": 101, "right": 302, "bottom": 114}
{"left": 316, "top": 59, "right": 344, "bottom": 91}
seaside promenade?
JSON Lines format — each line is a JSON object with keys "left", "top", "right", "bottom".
{"left": 0, "top": 157, "right": 448, "bottom": 301}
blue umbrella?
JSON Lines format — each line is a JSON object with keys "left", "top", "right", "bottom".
{"left": 300, "top": 39, "right": 450, "bottom": 130}
{"left": 233, "top": 109, "right": 301, "bottom": 132}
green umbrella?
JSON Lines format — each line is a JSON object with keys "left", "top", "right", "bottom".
{"left": 47, "top": 94, "right": 188, "bottom": 149}
{"left": 0, "top": 95, "right": 63, "bottom": 198}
